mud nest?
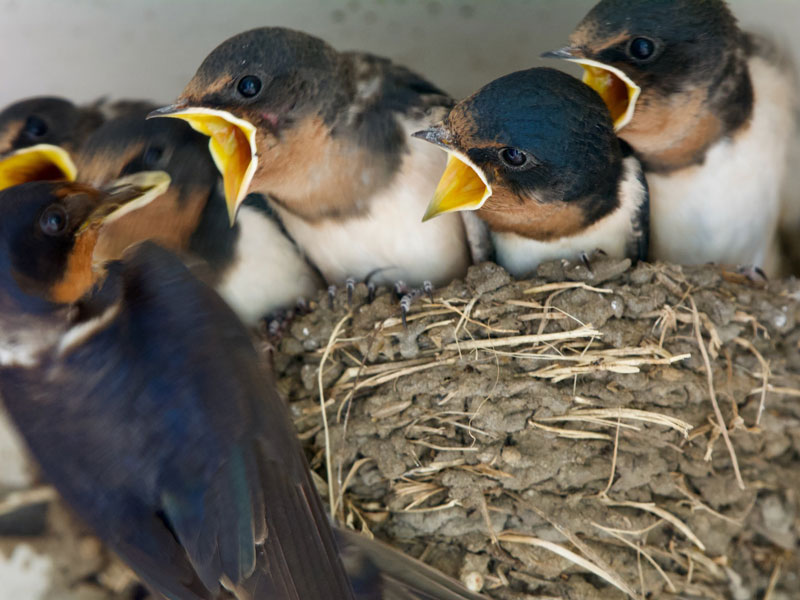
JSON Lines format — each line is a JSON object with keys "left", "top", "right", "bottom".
{"left": 1, "top": 257, "right": 799, "bottom": 599}
{"left": 273, "top": 257, "right": 800, "bottom": 600}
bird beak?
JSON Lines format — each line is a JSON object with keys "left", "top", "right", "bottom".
{"left": 542, "top": 47, "right": 641, "bottom": 132}
{"left": 148, "top": 104, "right": 257, "bottom": 225}
{"left": 0, "top": 144, "right": 78, "bottom": 191}
{"left": 540, "top": 46, "right": 577, "bottom": 60}
{"left": 411, "top": 123, "right": 454, "bottom": 149}
{"left": 87, "top": 170, "right": 172, "bottom": 230}
{"left": 413, "top": 125, "right": 492, "bottom": 221}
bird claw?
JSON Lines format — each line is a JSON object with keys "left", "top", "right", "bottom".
{"left": 295, "top": 297, "right": 310, "bottom": 314}
{"left": 393, "top": 280, "right": 408, "bottom": 300}
{"left": 346, "top": 277, "right": 356, "bottom": 305}
{"left": 267, "top": 318, "right": 283, "bottom": 337}
{"left": 367, "top": 281, "right": 376, "bottom": 304}
{"left": 265, "top": 309, "right": 294, "bottom": 341}
{"left": 423, "top": 280, "right": 434, "bottom": 303}
{"left": 737, "top": 264, "right": 768, "bottom": 284}
{"left": 400, "top": 294, "right": 413, "bottom": 328}
{"left": 581, "top": 252, "right": 594, "bottom": 273}
{"left": 396, "top": 282, "right": 433, "bottom": 329}
{"left": 327, "top": 285, "right": 337, "bottom": 308}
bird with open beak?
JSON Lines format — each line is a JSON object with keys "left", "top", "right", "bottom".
{"left": 414, "top": 67, "right": 649, "bottom": 278}
{"left": 0, "top": 177, "right": 489, "bottom": 600}
{"left": 75, "top": 112, "right": 323, "bottom": 325}
{"left": 0, "top": 96, "right": 155, "bottom": 192}
{"left": 150, "top": 26, "right": 471, "bottom": 291}
{"left": 544, "top": 0, "right": 798, "bottom": 276}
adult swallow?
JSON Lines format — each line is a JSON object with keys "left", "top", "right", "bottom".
{"left": 150, "top": 27, "right": 471, "bottom": 288}
{"left": 0, "top": 176, "right": 357, "bottom": 600}
{"left": 414, "top": 67, "right": 649, "bottom": 278}
{"left": 75, "top": 112, "right": 323, "bottom": 324}
{"left": 0, "top": 179, "right": 487, "bottom": 600}
{"left": 0, "top": 96, "right": 156, "bottom": 191}
{"left": 544, "top": 0, "right": 798, "bottom": 276}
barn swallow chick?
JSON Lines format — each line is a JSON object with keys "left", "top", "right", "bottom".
{"left": 0, "top": 96, "right": 156, "bottom": 191}
{"left": 0, "top": 178, "right": 356, "bottom": 600}
{"left": 76, "top": 113, "right": 322, "bottom": 324}
{"left": 0, "top": 179, "right": 487, "bottom": 600}
{"left": 414, "top": 68, "right": 649, "bottom": 277}
{"left": 150, "top": 27, "right": 470, "bottom": 289}
{"left": 0, "top": 97, "right": 89, "bottom": 188}
{"left": 545, "top": 0, "right": 798, "bottom": 275}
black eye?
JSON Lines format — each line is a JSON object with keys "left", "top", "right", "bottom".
{"left": 23, "top": 115, "right": 48, "bottom": 139}
{"left": 499, "top": 147, "right": 527, "bottom": 168}
{"left": 237, "top": 75, "right": 262, "bottom": 98}
{"left": 39, "top": 205, "right": 68, "bottom": 236}
{"left": 142, "top": 145, "right": 164, "bottom": 168}
{"left": 628, "top": 37, "right": 656, "bottom": 61}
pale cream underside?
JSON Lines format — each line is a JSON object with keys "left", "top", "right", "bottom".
{"left": 492, "top": 155, "right": 645, "bottom": 278}
{"left": 215, "top": 204, "right": 322, "bottom": 324}
{"left": 648, "top": 55, "right": 796, "bottom": 275}
{"left": 274, "top": 116, "right": 471, "bottom": 287}
{"left": 0, "top": 314, "right": 64, "bottom": 368}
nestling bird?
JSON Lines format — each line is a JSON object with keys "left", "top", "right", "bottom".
{"left": 76, "top": 113, "right": 322, "bottom": 324}
{"left": 0, "top": 96, "right": 154, "bottom": 190}
{"left": 415, "top": 67, "right": 649, "bottom": 277}
{"left": 544, "top": 0, "right": 798, "bottom": 276}
{"left": 0, "top": 177, "right": 489, "bottom": 600}
{"left": 150, "top": 27, "right": 471, "bottom": 289}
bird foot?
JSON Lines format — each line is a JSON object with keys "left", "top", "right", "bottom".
{"left": 327, "top": 276, "right": 435, "bottom": 327}
{"left": 398, "top": 280, "right": 434, "bottom": 328}
{"left": 265, "top": 308, "right": 296, "bottom": 341}
{"left": 327, "top": 276, "right": 378, "bottom": 309}
{"left": 577, "top": 248, "right": 609, "bottom": 274}
{"left": 737, "top": 264, "right": 768, "bottom": 285}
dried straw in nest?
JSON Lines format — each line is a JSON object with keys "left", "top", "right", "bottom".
{"left": 274, "top": 257, "right": 800, "bottom": 600}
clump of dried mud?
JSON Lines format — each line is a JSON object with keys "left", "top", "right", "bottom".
{"left": 275, "top": 258, "right": 800, "bottom": 600}
{"left": 2, "top": 258, "right": 799, "bottom": 599}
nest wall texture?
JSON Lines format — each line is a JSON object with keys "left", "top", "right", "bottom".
{"left": 1, "top": 257, "right": 799, "bottom": 599}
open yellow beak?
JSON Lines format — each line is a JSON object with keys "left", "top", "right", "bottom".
{"left": 149, "top": 106, "right": 256, "bottom": 225}
{"left": 567, "top": 59, "right": 641, "bottom": 132}
{"left": 0, "top": 144, "right": 77, "bottom": 191}
{"left": 423, "top": 151, "right": 492, "bottom": 221}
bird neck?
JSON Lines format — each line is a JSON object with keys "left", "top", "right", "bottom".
{"left": 477, "top": 157, "right": 623, "bottom": 241}
{"left": 252, "top": 115, "right": 399, "bottom": 222}
{"left": 622, "top": 50, "right": 753, "bottom": 173}
{"left": 48, "top": 228, "right": 105, "bottom": 304}
{"left": 477, "top": 191, "right": 590, "bottom": 241}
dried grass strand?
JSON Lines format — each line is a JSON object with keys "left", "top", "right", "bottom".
{"left": 318, "top": 310, "right": 352, "bottom": 519}
{"left": 601, "top": 498, "right": 706, "bottom": 552}
{"left": 689, "top": 297, "right": 745, "bottom": 490}
{"left": 443, "top": 325, "right": 600, "bottom": 351}
{"left": 497, "top": 532, "right": 640, "bottom": 599}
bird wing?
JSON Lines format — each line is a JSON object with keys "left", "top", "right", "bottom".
{"left": 335, "top": 528, "right": 487, "bottom": 600}
{"left": 102, "top": 241, "right": 354, "bottom": 599}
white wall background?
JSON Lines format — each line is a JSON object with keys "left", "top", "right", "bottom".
{"left": 0, "top": 0, "right": 798, "bottom": 108}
